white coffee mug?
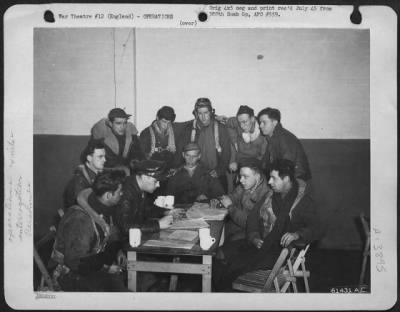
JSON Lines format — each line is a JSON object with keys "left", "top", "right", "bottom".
{"left": 200, "top": 236, "right": 216, "bottom": 250}
{"left": 129, "top": 228, "right": 141, "bottom": 247}
{"left": 199, "top": 228, "right": 215, "bottom": 250}
{"left": 199, "top": 227, "right": 211, "bottom": 238}
{"left": 165, "top": 195, "right": 175, "bottom": 208}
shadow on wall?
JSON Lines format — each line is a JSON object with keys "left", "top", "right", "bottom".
{"left": 34, "top": 136, "right": 370, "bottom": 250}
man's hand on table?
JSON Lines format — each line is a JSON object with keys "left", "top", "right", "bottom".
{"left": 210, "top": 198, "right": 225, "bottom": 209}
{"left": 219, "top": 195, "right": 233, "bottom": 208}
{"left": 159, "top": 215, "right": 173, "bottom": 229}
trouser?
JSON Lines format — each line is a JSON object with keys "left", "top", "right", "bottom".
{"left": 213, "top": 239, "right": 257, "bottom": 291}
{"left": 213, "top": 239, "right": 282, "bottom": 291}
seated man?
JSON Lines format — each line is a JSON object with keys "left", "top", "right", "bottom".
{"left": 219, "top": 158, "right": 272, "bottom": 244}
{"left": 258, "top": 107, "right": 312, "bottom": 182}
{"left": 63, "top": 140, "right": 106, "bottom": 211}
{"left": 51, "top": 170, "right": 127, "bottom": 292}
{"left": 166, "top": 143, "right": 224, "bottom": 204}
{"left": 90, "top": 107, "right": 144, "bottom": 171}
{"left": 140, "top": 106, "right": 177, "bottom": 170}
{"left": 225, "top": 105, "right": 268, "bottom": 173}
{"left": 175, "top": 98, "right": 231, "bottom": 192}
{"left": 213, "top": 159, "right": 319, "bottom": 291}
{"left": 115, "top": 159, "right": 173, "bottom": 236}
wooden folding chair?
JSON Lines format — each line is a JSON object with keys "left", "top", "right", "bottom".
{"left": 359, "top": 213, "right": 370, "bottom": 286}
{"left": 34, "top": 209, "right": 64, "bottom": 291}
{"left": 34, "top": 245, "right": 56, "bottom": 291}
{"left": 280, "top": 244, "right": 310, "bottom": 293}
{"left": 232, "top": 243, "right": 310, "bottom": 293}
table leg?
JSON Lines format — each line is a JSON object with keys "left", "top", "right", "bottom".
{"left": 202, "top": 255, "right": 212, "bottom": 292}
{"left": 127, "top": 251, "right": 137, "bottom": 292}
{"left": 169, "top": 256, "right": 180, "bottom": 291}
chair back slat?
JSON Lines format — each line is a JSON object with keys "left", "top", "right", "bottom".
{"left": 360, "top": 213, "right": 370, "bottom": 237}
{"left": 262, "top": 248, "right": 289, "bottom": 291}
{"left": 292, "top": 244, "right": 310, "bottom": 272}
{"left": 359, "top": 213, "right": 370, "bottom": 286}
{"left": 34, "top": 246, "right": 55, "bottom": 291}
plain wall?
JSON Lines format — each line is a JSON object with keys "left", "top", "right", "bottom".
{"left": 34, "top": 28, "right": 135, "bottom": 135}
{"left": 34, "top": 28, "right": 370, "bottom": 139}
{"left": 135, "top": 28, "right": 369, "bottom": 138}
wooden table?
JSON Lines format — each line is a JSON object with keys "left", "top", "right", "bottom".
{"left": 125, "top": 220, "right": 224, "bottom": 292}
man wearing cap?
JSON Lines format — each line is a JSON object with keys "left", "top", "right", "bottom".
{"left": 219, "top": 157, "right": 273, "bottom": 244}
{"left": 225, "top": 105, "right": 268, "bottom": 173}
{"left": 63, "top": 140, "right": 106, "bottom": 211}
{"left": 166, "top": 143, "right": 224, "bottom": 204}
{"left": 139, "top": 106, "right": 177, "bottom": 170}
{"left": 258, "top": 107, "right": 312, "bottom": 182}
{"left": 115, "top": 160, "right": 173, "bottom": 236}
{"left": 51, "top": 170, "right": 128, "bottom": 291}
{"left": 90, "top": 108, "right": 144, "bottom": 170}
{"left": 176, "top": 98, "right": 231, "bottom": 192}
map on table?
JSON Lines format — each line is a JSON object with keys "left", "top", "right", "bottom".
{"left": 142, "top": 230, "right": 199, "bottom": 249}
{"left": 168, "top": 230, "right": 198, "bottom": 241}
{"left": 186, "top": 204, "right": 228, "bottom": 221}
{"left": 169, "top": 218, "right": 209, "bottom": 230}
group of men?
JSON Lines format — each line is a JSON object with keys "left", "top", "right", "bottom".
{"left": 51, "top": 97, "right": 319, "bottom": 292}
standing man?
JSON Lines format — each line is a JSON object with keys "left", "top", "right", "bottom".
{"left": 51, "top": 171, "right": 127, "bottom": 292}
{"left": 91, "top": 107, "right": 144, "bottom": 172}
{"left": 139, "top": 106, "right": 177, "bottom": 170}
{"left": 166, "top": 143, "right": 224, "bottom": 204}
{"left": 225, "top": 105, "right": 268, "bottom": 173}
{"left": 176, "top": 98, "right": 231, "bottom": 191}
{"left": 115, "top": 160, "right": 173, "bottom": 237}
{"left": 63, "top": 140, "right": 106, "bottom": 211}
{"left": 258, "top": 107, "right": 312, "bottom": 182}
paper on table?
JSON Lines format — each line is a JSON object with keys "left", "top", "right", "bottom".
{"left": 191, "top": 202, "right": 210, "bottom": 209}
{"left": 168, "top": 230, "right": 198, "bottom": 241}
{"left": 169, "top": 218, "right": 209, "bottom": 229}
{"left": 186, "top": 206, "right": 228, "bottom": 221}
